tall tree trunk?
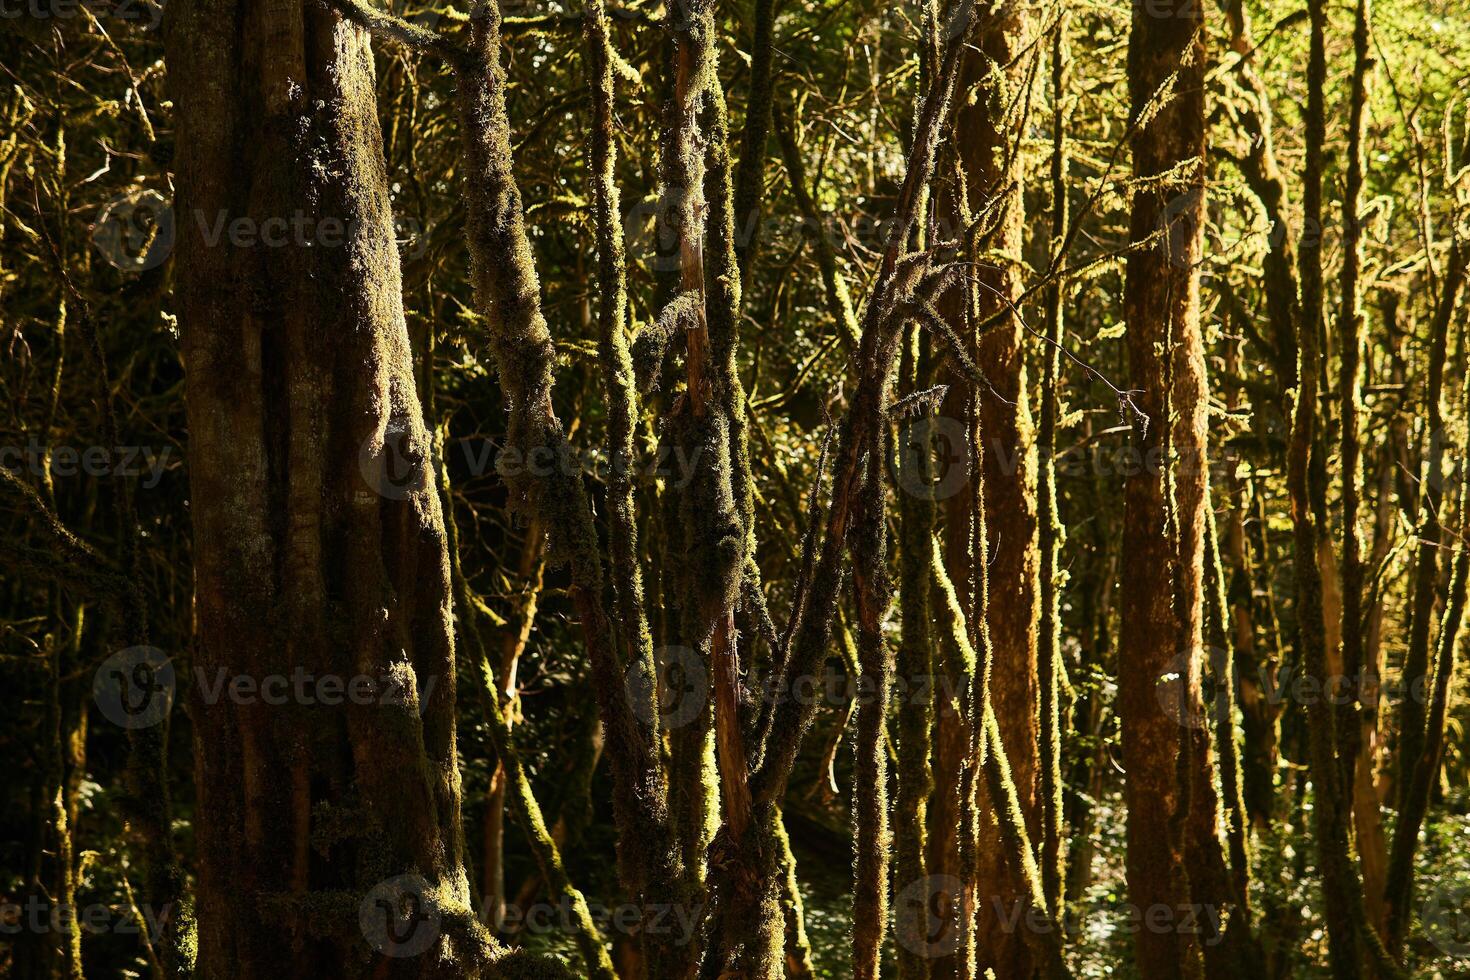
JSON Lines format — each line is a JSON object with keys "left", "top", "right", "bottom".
{"left": 936, "top": 4, "right": 1038, "bottom": 976}
{"left": 1220, "top": 0, "right": 1300, "bottom": 419}
{"left": 481, "top": 527, "right": 545, "bottom": 930}
{"left": 20, "top": 617, "right": 85, "bottom": 980}
{"left": 1334, "top": 0, "right": 1373, "bottom": 879}
{"left": 1220, "top": 334, "right": 1279, "bottom": 831}
{"left": 1292, "top": 0, "right": 1401, "bottom": 974}
{"left": 1064, "top": 543, "right": 1114, "bottom": 910}
{"left": 1037, "top": 7, "right": 1070, "bottom": 916}
{"left": 895, "top": 327, "right": 937, "bottom": 980}
{"left": 732, "top": 0, "right": 777, "bottom": 278}
{"left": 1394, "top": 246, "right": 1467, "bottom": 816}
{"left": 1383, "top": 249, "right": 1470, "bottom": 956}
{"left": 1119, "top": 2, "right": 1240, "bottom": 975}
{"left": 714, "top": 11, "right": 969, "bottom": 972}
{"left": 851, "top": 421, "right": 895, "bottom": 980}
{"left": 166, "top": 3, "right": 564, "bottom": 976}
{"left": 1357, "top": 294, "right": 1411, "bottom": 931}
{"left": 1293, "top": 0, "right": 1360, "bottom": 973}
{"left": 445, "top": 1, "right": 698, "bottom": 966}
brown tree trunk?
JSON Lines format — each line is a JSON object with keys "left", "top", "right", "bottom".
{"left": 1119, "top": 2, "right": 1241, "bottom": 976}
{"left": 166, "top": 4, "right": 555, "bottom": 976}
{"left": 1220, "top": 335, "right": 1279, "bottom": 831}
{"left": 935, "top": 5, "right": 1038, "bottom": 977}
{"left": 482, "top": 525, "right": 545, "bottom": 930}
{"left": 1292, "top": 0, "right": 1397, "bottom": 972}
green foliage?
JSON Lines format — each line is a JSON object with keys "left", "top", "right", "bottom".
{"left": 5, "top": 0, "right": 1470, "bottom": 975}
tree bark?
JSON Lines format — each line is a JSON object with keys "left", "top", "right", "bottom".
{"left": 1119, "top": 2, "right": 1240, "bottom": 975}
{"left": 936, "top": 5, "right": 1039, "bottom": 977}
{"left": 166, "top": 2, "right": 560, "bottom": 975}
{"left": 1037, "top": 9, "right": 1070, "bottom": 916}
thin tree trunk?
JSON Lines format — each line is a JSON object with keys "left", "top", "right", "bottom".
{"left": 1036, "top": 8, "right": 1070, "bottom": 915}
{"left": 1220, "top": 0, "right": 1301, "bottom": 418}
{"left": 1294, "top": 0, "right": 1360, "bottom": 971}
{"left": 1357, "top": 298, "right": 1408, "bottom": 930}
{"left": 441, "top": 10, "right": 688, "bottom": 970}
{"left": 932, "top": 540, "right": 1072, "bottom": 980}
{"left": 1383, "top": 252, "right": 1470, "bottom": 955}
{"left": 482, "top": 527, "right": 546, "bottom": 929}
{"left": 1064, "top": 546, "right": 1113, "bottom": 909}
{"left": 1385, "top": 462, "right": 1470, "bottom": 954}
{"left": 851, "top": 421, "right": 895, "bottom": 980}
{"left": 712, "top": 11, "right": 971, "bottom": 972}
{"left": 1220, "top": 333, "right": 1279, "bottom": 831}
{"left": 895, "top": 326, "right": 936, "bottom": 980}
{"left": 1334, "top": 0, "right": 1373, "bottom": 864}
{"left": 445, "top": 472, "right": 615, "bottom": 980}
{"left": 732, "top": 0, "right": 777, "bottom": 277}
{"left": 1292, "top": 1, "right": 1402, "bottom": 973}
{"left": 775, "top": 809, "right": 817, "bottom": 977}
{"left": 1394, "top": 246, "right": 1467, "bottom": 814}
{"left": 71, "top": 290, "right": 184, "bottom": 974}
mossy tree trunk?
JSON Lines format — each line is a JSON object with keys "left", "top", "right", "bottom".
{"left": 933, "top": 5, "right": 1039, "bottom": 975}
{"left": 894, "top": 326, "right": 936, "bottom": 980}
{"left": 1119, "top": 2, "right": 1247, "bottom": 976}
{"left": 1292, "top": 0, "right": 1401, "bottom": 973}
{"left": 166, "top": 4, "right": 562, "bottom": 976}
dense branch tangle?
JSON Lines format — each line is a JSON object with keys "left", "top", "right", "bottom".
{"left": 18, "top": 0, "right": 1470, "bottom": 977}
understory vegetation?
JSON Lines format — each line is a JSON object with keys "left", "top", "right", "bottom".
{"left": 3, "top": 0, "right": 1470, "bottom": 976}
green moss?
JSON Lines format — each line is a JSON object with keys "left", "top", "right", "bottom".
{"left": 486, "top": 948, "right": 580, "bottom": 979}
{"left": 774, "top": 811, "right": 816, "bottom": 977}
{"left": 894, "top": 327, "right": 936, "bottom": 980}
